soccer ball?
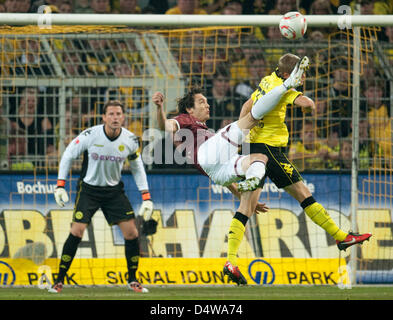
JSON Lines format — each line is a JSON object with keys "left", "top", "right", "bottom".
{"left": 279, "top": 11, "right": 307, "bottom": 40}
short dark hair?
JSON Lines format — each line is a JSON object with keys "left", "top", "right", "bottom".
{"left": 277, "top": 53, "right": 300, "bottom": 77}
{"left": 102, "top": 100, "right": 125, "bottom": 114}
{"left": 177, "top": 87, "right": 204, "bottom": 114}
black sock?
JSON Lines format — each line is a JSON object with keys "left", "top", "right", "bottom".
{"left": 57, "top": 233, "right": 81, "bottom": 283}
{"left": 125, "top": 238, "right": 140, "bottom": 283}
{"left": 234, "top": 211, "right": 249, "bottom": 226}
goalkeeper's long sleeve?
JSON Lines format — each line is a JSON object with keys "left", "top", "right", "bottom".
{"left": 129, "top": 155, "right": 149, "bottom": 191}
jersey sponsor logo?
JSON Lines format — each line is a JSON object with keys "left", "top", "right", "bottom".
{"left": 91, "top": 153, "right": 125, "bottom": 162}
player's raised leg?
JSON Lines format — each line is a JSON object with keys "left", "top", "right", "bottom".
{"left": 286, "top": 181, "right": 372, "bottom": 250}
{"left": 236, "top": 56, "right": 310, "bottom": 132}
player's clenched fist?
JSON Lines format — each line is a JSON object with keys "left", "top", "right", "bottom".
{"left": 152, "top": 92, "right": 164, "bottom": 107}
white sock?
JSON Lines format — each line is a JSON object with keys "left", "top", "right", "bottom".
{"left": 245, "top": 161, "right": 266, "bottom": 180}
{"left": 251, "top": 84, "right": 287, "bottom": 120}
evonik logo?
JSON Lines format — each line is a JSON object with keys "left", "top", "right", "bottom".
{"left": 91, "top": 153, "right": 125, "bottom": 162}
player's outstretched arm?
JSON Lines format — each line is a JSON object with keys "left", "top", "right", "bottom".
{"left": 239, "top": 98, "right": 253, "bottom": 120}
{"left": 129, "top": 154, "right": 154, "bottom": 220}
{"left": 294, "top": 95, "right": 315, "bottom": 113}
{"left": 152, "top": 91, "right": 178, "bottom": 133}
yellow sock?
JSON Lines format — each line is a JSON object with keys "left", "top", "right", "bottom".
{"left": 304, "top": 202, "right": 348, "bottom": 241}
{"left": 227, "top": 214, "right": 247, "bottom": 266}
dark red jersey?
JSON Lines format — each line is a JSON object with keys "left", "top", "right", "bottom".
{"left": 172, "top": 113, "right": 214, "bottom": 174}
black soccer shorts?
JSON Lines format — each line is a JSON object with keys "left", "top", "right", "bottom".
{"left": 247, "top": 143, "right": 303, "bottom": 189}
{"left": 72, "top": 180, "right": 135, "bottom": 226}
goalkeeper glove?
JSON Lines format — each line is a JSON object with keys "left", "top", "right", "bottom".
{"left": 138, "top": 192, "right": 154, "bottom": 220}
{"left": 138, "top": 192, "right": 157, "bottom": 236}
{"left": 54, "top": 180, "right": 69, "bottom": 207}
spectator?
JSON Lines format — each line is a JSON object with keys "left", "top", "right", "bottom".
{"left": 348, "top": 117, "right": 372, "bottom": 170}
{"left": 246, "top": 0, "right": 273, "bottom": 14}
{"left": 8, "top": 128, "right": 34, "bottom": 170}
{"left": 330, "top": 67, "right": 352, "bottom": 136}
{"left": 165, "top": 0, "right": 207, "bottom": 14}
{"left": 383, "top": 27, "right": 393, "bottom": 68}
{"left": 82, "top": 39, "right": 114, "bottom": 75}
{"left": 9, "top": 87, "right": 54, "bottom": 163}
{"left": 326, "top": 125, "right": 340, "bottom": 155}
{"left": 113, "top": 0, "right": 142, "bottom": 13}
{"left": 309, "top": 0, "right": 333, "bottom": 14}
{"left": 205, "top": 67, "right": 242, "bottom": 130}
{"left": 222, "top": 0, "right": 243, "bottom": 14}
{"left": 73, "top": 0, "right": 94, "bottom": 13}
{"left": 337, "top": 139, "right": 352, "bottom": 170}
{"left": 62, "top": 52, "right": 84, "bottom": 76}
{"left": 0, "top": 3, "right": 5, "bottom": 12}
{"left": 90, "top": 0, "right": 111, "bottom": 13}
{"left": 58, "top": 1, "right": 73, "bottom": 13}
{"left": 5, "top": 0, "right": 30, "bottom": 12}
{"left": 235, "top": 54, "right": 267, "bottom": 99}
{"left": 289, "top": 120, "right": 338, "bottom": 170}
{"left": 269, "top": 0, "right": 297, "bottom": 15}
{"left": 14, "top": 39, "right": 53, "bottom": 76}
{"left": 311, "top": 98, "right": 329, "bottom": 138}
{"left": 264, "top": 26, "right": 285, "bottom": 70}
{"left": 365, "top": 83, "right": 391, "bottom": 167}
{"left": 200, "top": 0, "right": 227, "bottom": 14}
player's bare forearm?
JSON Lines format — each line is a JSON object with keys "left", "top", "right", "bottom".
{"left": 152, "top": 92, "right": 166, "bottom": 130}
{"left": 152, "top": 91, "right": 177, "bottom": 133}
{"left": 294, "top": 95, "right": 315, "bottom": 113}
{"left": 239, "top": 98, "right": 253, "bottom": 119}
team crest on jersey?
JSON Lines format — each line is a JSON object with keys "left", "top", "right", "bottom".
{"left": 74, "top": 211, "right": 84, "bottom": 220}
{"left": 118, "top": 145, "right": 125, "bottom": 152}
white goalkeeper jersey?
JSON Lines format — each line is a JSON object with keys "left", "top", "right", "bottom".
{"left": 58, "top": 124, "right": 149, "bottom": 190}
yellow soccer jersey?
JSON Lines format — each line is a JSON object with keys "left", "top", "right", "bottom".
{"left": 247, "top": 71, "right": 302, "bottom": 146}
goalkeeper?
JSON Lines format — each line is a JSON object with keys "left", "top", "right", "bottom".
{"left": 49, "top": 100, "right": 153, "bottom": 294}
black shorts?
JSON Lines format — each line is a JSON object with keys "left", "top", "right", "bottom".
{"left": 73, "top": 180, "right": 135, "bottom": 226}
{"left": 248, "top": 143, "right": 303, "bottom": 189}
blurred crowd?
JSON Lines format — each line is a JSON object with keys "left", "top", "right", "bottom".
{"left": 0, "top": 0, "right": 392, "bottom": 172}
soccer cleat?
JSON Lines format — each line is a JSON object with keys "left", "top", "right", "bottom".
{"left": 127, "top": 281, "right": 149, "bottom": 293}
{"left": 237, "top": 177, "right": 261, "bottom": 192}
{"left": 283, "top": 56, "right": 309, "bottom": 89}
{"left": 336, "top": 232, "right": 372, "bottom": 251}
{"left": 48, "top": 282, "right": 63, "bottom": 293}
{"left": 223, "top": 261, "right": 247, "bottom": 285}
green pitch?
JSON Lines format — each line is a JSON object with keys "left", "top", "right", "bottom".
{"left": 0, "top": 285, "right": 392, "bottom": 300}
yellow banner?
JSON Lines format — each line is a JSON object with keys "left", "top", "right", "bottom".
{"left": 0, "top": 257, "right": 348, "bottom": 286}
